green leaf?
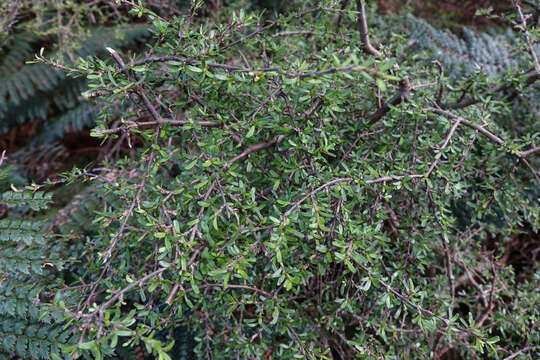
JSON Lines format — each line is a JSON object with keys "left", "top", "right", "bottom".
{"left": 185, "top": 159, "right": 198, "bottom": 169}
{"left": 78, "top": 341, "right": 95, "bottom": 350}
{"left": 187, "top": 65, "right": 203, "bottom": 73}
{"left": 246, "top": 125, "right": 255, "bottom": 138}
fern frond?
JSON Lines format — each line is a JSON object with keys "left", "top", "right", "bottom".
{"left": 0, "top": 64, "right": 63, "bottom": 104}
{"left": 0, "top": 219, "right": 47, "bottom": 245}
{"left": 407, "top": 15, "right": 535, "bottom": 78}
{"left": 0, "top": 25, "right": 153, "bottom": 136}
{"left": 0, "top": 189, "right": 73, "bottom": 359}
{"left": 1, "top": 191, "right": 52, "bottom": 211}
{"left": 30, "top": 102, "right": 100, "bottom": 145}
{"left": 0, "top": 248, "right": 51, "bottom": 276}
{"left": 0, "top": 32, "right": 40, "bottom": 76}
{"left": 0, "top": 280, "right": 45, "bottom": 319}
{"left": 73, "top": 25, "right": 153, "bottom": 58}
{"left": 0, "top": 316, "right": 71, "bottom": 359}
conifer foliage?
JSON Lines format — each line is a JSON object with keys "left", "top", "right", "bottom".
{"left": 407, "top": 15, "right": 527, "bottom": 78}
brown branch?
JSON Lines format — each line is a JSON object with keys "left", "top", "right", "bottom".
{"left": 99, "top": 49, "right": 168, "bottom": 266}
{"left": 357, "top": 260, "right": 451, "bottom": 326}
{"left": 282, "top": 100, "right": 540, "bottom": 224}
{"left": 282, "top": 178, "right": 353, "bottom": 224}
{"left": 130, "top": 54, "right": 282, "bottom": 73}
{"left": 83, "top": 89, "right": 114, "bottom": 99}
{"left": 426, "top": 115, "right": 462, "bottom": 177}
{"left": 94, "top": 118, "right": 222, "bottom": 135}
{"left": 519, "top": 146, "right": 540, "bottom": 157}
{"left": 221, "top": 21, "right": 275, "bottom": 50}
{"left": 288, "top": 65, "right": 372, "bottom": 79}
{"left": 130, "top": 55, "right": 253, "bottom": 72}
{"left": 227, "top": 135, "right": 286, "bottom": 166}
{"left": 366, "top": 76, "right": 411, "bottom": 125}
{"left": 356, "top": 0, "right": 381, "bottom": 56}
{"left": 0, "top": 150, "right": 6, "bottom": 166}
{"left": 187, "top": 181, "right": 216, "bottom": 245}
{"left": 177, "top": 1, "right": 197, "bottom": 48}
{"left": 336, "top": 0, "right": 350, "bottom": 28}
{"left": 247, "top": 87, "right": 282, "bottom": 123}
{"left": 503, "top": 347, "right": 532, "bottom": 360}
{"left": 165, "top": 182, "right": 217, "bottom": 305}
{"left": 165, "top": 283, "right": 180, "bottom": 305}
{"left": 102, "top": 133, "right": 158, "bottom": 262}
{"left": 34, "top": 55, "right": 86, "bottom": 74}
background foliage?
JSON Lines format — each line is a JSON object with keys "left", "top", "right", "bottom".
{"left": 1, "top": 0, "right": 539, "bottom": 359}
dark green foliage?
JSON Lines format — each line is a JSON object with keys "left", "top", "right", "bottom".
{"left": 0, "top": 171, "right": 72, "bottom": 359}
{"left": 0, "top": 164, "right": 25, "bottom": 190}
{"left": 47, "top": 2, "right": 535, "bottom": 358}
{"left": 408, "top": 14, "right": 540, "bottom": 234}
{"left": 1, "top": 191, "right": 52, "bottom": 211}
{"left": 0, "top": 219, "right": 46, "bottom": 245}
{"left": 251, "top": 0, "right": 281, "bottom": 11}
{"left": 0, "top": 25, "right": 152, "bottom": 138}
{"left": 0, "top": 1, "right": 539, "bottom": 359}
{"left": 33, "top": 103, "right": 101, "bottom": 144}
{"left": 0, "top": 32, "right": 40, "bottom": 76}
{"left": 170, "top": 327, "right": 195, "bottom": 360}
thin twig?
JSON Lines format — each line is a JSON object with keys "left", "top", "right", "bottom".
{"left": 281, "top": 173, "right": 429, "bottom": 224}
{"left": 425, "top": 108, "right": 539, "bottom": 159}
{"left": 94, "top": 119, "right": 222, "bottom": 135}
{"left": 442, "top": 68, "right": 539, "bottom": 109}
{"left": 503, "top": 347, "right": 532, "bottom": 360}
{"left": 83, "top": 267, "right": 167, "bottom": 319}
{"left": 103, "top": 134, "right": 158, "bottom": 261}
{"left": 0, "top": 150, "right": 6, "bottom": 166}
{"left": 83, "top": 89, "right": 114, "bottom": 99}
{"left": 222, "top": 21, "right": 275, "bottom": 50}
{"left": 273, "top": 30, "right": 315, "bottom": 37}
{"left": 426, "top": 115, "right": 461, "bottom": 177}
{"left": 127, "top": 55, "right": 387, "bottom": 80}
{"left": 107, "top": 47, "right": 164, "bottom": 123}
{"left": 227, "top": 135, "right": 286, "bottom": 166}
{"left": 178, "top": 1, "right": 197, "bottom": 48}
{"left": 199, "top": 283, "right": 272, "bottom": 298}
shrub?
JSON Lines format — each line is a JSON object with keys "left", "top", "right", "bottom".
{"left": 1, "top": 0, "right": 538, "bottom": 359}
